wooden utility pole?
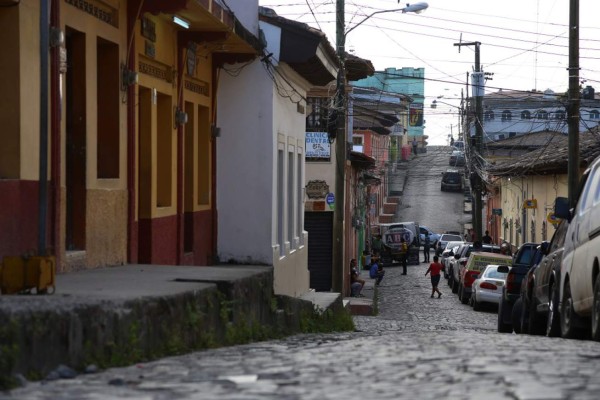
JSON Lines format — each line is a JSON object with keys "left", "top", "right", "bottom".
{"left": 332, "top": 0, "right": 346, "bottom": 292}
{"left": 567, "top": 0, "right": 580, "bottom": 207}
{"left": 455, "top": 41, "right": 483, "bottom": 241}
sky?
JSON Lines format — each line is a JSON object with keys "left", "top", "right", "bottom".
{"left": 257, "top": 0, "right": 600, "bottom": 145}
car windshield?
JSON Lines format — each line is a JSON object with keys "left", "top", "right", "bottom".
{"left": 442, "top": 234, "right": 462, "bottom": 242}
{"left": 484, "top": 268, "right": 507, "bottom": 279}
{"left": 516, "top": 246, "right": 535, "bottom": 265}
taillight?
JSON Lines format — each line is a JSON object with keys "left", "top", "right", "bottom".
{"left": 506, "top": 272, "right": 517, "bottom": 293}
{"left": 480, "top": 282, "right": 498, "bottom": 290}
{"left": 464, "top": 271, "right": 479, "bottom": 287}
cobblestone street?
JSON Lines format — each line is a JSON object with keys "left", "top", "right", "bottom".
{"left": 5, "top": 148, "right": 600, "bottom": 399}
{"left": 6, "top": 264, "right": 600, "bottom": 399}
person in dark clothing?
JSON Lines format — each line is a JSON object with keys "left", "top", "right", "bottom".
{"left": 423, "top": 232, "right": 431, "bottom": 263}
{"left": 369, "top": 258, "right": 385, "bottom": 285}
{"left": 482, "top": 230, "right": 493, "bottom": 244}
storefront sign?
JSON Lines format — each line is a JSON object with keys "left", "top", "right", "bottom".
{"left": 305, "top": 180, "right": 329, "bottom": 199}
{"left": 523, "top": 199, "right": 538, "bottom": 209}
{"left": 492, "top": 208, "right": 502, "bottom": 216}
{"left": 305, "top": 132, "right": 330, "bottom": 158}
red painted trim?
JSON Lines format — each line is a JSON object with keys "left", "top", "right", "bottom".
{"left": 50, "top": 0, "right": 61, "bottom": 265}
{"left": 0, "top": 181, "right": 39, "bottom": 259}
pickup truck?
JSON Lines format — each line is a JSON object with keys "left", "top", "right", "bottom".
{"left": 497, "top": 242, "right": 540, "bottom": 333}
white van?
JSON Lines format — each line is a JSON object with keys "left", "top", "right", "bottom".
{"left": 554, "top": 155, "right": 600, "bottom": 339}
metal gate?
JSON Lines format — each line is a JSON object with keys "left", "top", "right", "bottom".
{"left": 305, "top": 212, "right": 333, "bottom": 292}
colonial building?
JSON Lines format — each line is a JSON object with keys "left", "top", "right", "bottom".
{"left": 215, "top": 7, "right": 340, "bottom": 296}
{"left": 0, "top": 0, "right": 260, "bottom": 271}
{"left": 485, "top": 132, "right": 600, "bottom": 247}
{"left": 479, "top": 87, "right": 600, "bottom": 142}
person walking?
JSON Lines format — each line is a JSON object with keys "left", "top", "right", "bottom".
{"left": 423, "top": 232, "right": 431, "bottom": 263}
{"left": 412, "top": 137, "right": 418, "bottom": 155}
{"left": 425, "top": 255, "right": 443, "bottom": 298}
{"left": 400, "top": 238, "right": 408, "bottom": 275}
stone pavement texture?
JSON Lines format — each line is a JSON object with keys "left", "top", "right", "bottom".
{"left": 0, "top": 265, "right": 351, "bottom": 388}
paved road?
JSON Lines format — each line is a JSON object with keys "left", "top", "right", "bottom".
{"left": 397, "top": 146, "right": 468, "bottom": 234}
{"left": 5, "top": 148, "right": 600, "bottom": 399}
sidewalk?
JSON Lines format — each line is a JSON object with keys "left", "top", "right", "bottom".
{"left": 0, "top": 264, "right": 352, "bottom": 389}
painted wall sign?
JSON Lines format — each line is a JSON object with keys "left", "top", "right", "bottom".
{"left": 305, "top": 132, "right": 330, "bottom": 158}
{"left": 409, "top": 103, "right": 423, "bottom": 127}
{"left": 523, "top": 199, "right": 538, "bottom": 209}
{"left": 305, "top": 180, "right": 329, "bottom": 199}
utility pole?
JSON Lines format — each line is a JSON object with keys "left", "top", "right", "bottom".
{"left": 567, "top": 0, "right": 580, "bottom": 208}
{"left": 332, "top": 0, "right": 346, "bottom": 293}
{"left": 455, "top": 41, "right": 483, "bottom": 241}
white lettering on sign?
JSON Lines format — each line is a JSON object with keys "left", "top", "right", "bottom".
{"left": 305, "top": 132, "right": 330, "bottom": 158}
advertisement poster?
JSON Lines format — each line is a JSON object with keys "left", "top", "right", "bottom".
{"left": 409, "top": 103, "right": 423, "bottom": 127}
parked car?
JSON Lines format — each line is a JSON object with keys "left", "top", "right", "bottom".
{"left": 513, "top": 243, "right": 548, "bottom": 334}
{"left": 497, "top": 242, "right": 540, "bottom": 333}
{"left": 419, "top": 226, "right": 441, "bottom": 247}
{"left": 448, "top": 243, "right": 501, "bottom": 295}
{"left": 554, "top": 154, "right": 600, "bottom": 339}
{"left": 440, "top": 168, "right": 463, "bottom": 192}
{"left": 440, "top": 241, "right": 464, "bottom": 279}
{"left": 471, "top": 264, "right": 510, "bottom": 311}
{"left": 452, "top": 140, "right": 465, "bottom": 151}
{"left": 520, "top": 220, "right": 569, "bottom": 336}
{"left": 449, "top": 150, "right": 465, "bottom": 167}
{"left": 436, "top": 233, "right": 464, "bottom": 256}
{"left": 456, "top": 250, "right": 509, "bottom": 304}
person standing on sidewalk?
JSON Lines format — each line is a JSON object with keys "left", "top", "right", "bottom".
{"left": 425, "top": 255, "right": 443, "bottom": 298}
{"left": 422, "top": 232, "right": 431, "bottom": 263}
{"left": 412, "top": 137, "right": 418, "bottom": 155}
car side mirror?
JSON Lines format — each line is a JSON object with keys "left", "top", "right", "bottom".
{"left": 454, "top": 254, "right": 461, "bottom": 260}
{"left": 540, "top": 241, "right": 550, "bottom": 255}
{"left": 497, "top": 265, "right": 510, "bottom": 273}
{"left": 554, "top": 196, "right": 572, "bottom": 221}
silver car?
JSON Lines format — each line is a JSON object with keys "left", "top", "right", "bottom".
{"left": 471, "top": 264, "right": 509, "bottom": 311}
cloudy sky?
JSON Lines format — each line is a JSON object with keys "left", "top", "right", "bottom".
{"left": 258, "top": 0, "right": 600, "bottom": 145}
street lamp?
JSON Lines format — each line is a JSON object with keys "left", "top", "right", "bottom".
{"left": 331, "top": 1, "right": 428, "bottom": 293}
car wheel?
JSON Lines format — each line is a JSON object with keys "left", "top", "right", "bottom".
{"left": 497, "top": 296, "right": 513, "bottom": 333}
{"left": 528, "top": 295, "right": 545, "bottom": 336}
{"left": 560, "top": 281, "right": 582, "bottom": 339}
{"left": 546, "top": 282, "right": 561, "bottom": 337}
{"left": 591, "top": 278, "right": 600, "bottom": 341}
{"left": 460, "top": 285, "right": 469, "bottom": 304}
{"left": 520, "top": 296, "right": 530, "bottom": 335}
{"left": 472, "top": 296, "right": 481, "bottom": 311}
{"left": 452, "top": 277, "right": 458, "bottom": 293}
{"left": 512, "top": 298, "right": 523, "bottom": 334}
{"left": 447, "top": 269, "right": 453, "bottom": 287}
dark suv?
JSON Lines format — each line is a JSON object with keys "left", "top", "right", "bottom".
{"left": 440, "top": 169, "right": 462, "bottom": 192}
{"left": 521, "top": 220, "right": 569, "bottom": 336}
{"left": 497, "top": 242, "right": 540, "bottom": 333}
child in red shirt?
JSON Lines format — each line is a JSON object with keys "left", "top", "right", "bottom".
{"left": 425, "top": 255, "right": 443, "bottom": 298}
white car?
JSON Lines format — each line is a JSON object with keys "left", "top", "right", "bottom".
{"left": 440, "top": 241, "right": 464, "bottom": 278}
{"left": 471, "top": 264, "right": 509, "bottom": 311}
{"left": 554, "top": 155, "right": 600, "bottom": 339}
